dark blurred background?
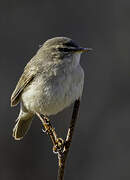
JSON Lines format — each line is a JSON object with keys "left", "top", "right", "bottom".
{"left": 1, "top": 0, "right": 130, "bottom": 179}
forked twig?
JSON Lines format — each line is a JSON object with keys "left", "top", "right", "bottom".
{"left": 36, "top": 98, "right": 80, "bottom": 180}
{"left": 57, "top": 99, "right": 80, "bottom": 180}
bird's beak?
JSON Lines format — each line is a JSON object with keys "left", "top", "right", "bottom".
{"left": 75, "top": 47, "right": 93, "bottom": 53}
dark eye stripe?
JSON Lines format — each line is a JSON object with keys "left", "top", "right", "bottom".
{"left": 58, "top": 48, "right": 73, "bottom": 52}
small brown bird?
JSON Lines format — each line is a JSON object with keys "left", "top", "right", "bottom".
{"left": 11, "top": 37, "right": 91, "bottom": 140}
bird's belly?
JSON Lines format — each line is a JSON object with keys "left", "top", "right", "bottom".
{"left": 22, "top": 65, "right": 84, "bottom": 116}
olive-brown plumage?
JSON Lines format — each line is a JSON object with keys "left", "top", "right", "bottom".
{"left": 11, "top": 37, "right": 91, "bottom": 140}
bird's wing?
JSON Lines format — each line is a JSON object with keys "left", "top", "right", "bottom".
{"left": 11, "top": 67, "right": 35, "bottom": 107}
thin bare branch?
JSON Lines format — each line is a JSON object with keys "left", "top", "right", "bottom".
{"left": 36, "top": 98, "right": 80, "bottom": 180}
{"left": 57, "top": 99, "right": 80, "bottom": 180}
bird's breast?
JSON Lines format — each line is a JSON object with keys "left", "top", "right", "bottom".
{"left": 21, "top": 64, "right": 84, "bottom": 115}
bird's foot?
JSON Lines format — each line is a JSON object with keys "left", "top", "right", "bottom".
{"left": 53, "top": 138, "right": 64, "bottom": 154}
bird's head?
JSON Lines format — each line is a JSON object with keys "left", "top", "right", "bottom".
{"left": 37, "top": 37, "right": 92, "bottom": 65}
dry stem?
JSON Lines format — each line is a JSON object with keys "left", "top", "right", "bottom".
{"left": 57, "top": 99, "right": 80, "bottom": 180}
{"left": 36, "top": 99, "right": 80, "bottom": 180}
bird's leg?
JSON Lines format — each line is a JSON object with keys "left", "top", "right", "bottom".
{"left": 36, "top": 113, "right": 64, "bottom": 153}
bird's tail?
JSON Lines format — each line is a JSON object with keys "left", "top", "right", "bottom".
{"left": 13, "top": 112, "right": 34, "bottom": 140}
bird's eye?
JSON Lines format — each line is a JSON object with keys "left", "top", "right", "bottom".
{"left": 58, "top": 48, "right": 72, "bottom": 52}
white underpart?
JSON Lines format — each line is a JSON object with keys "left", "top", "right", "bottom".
{"left": 21, "top": 53, "right": 84, "bottom": 116}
